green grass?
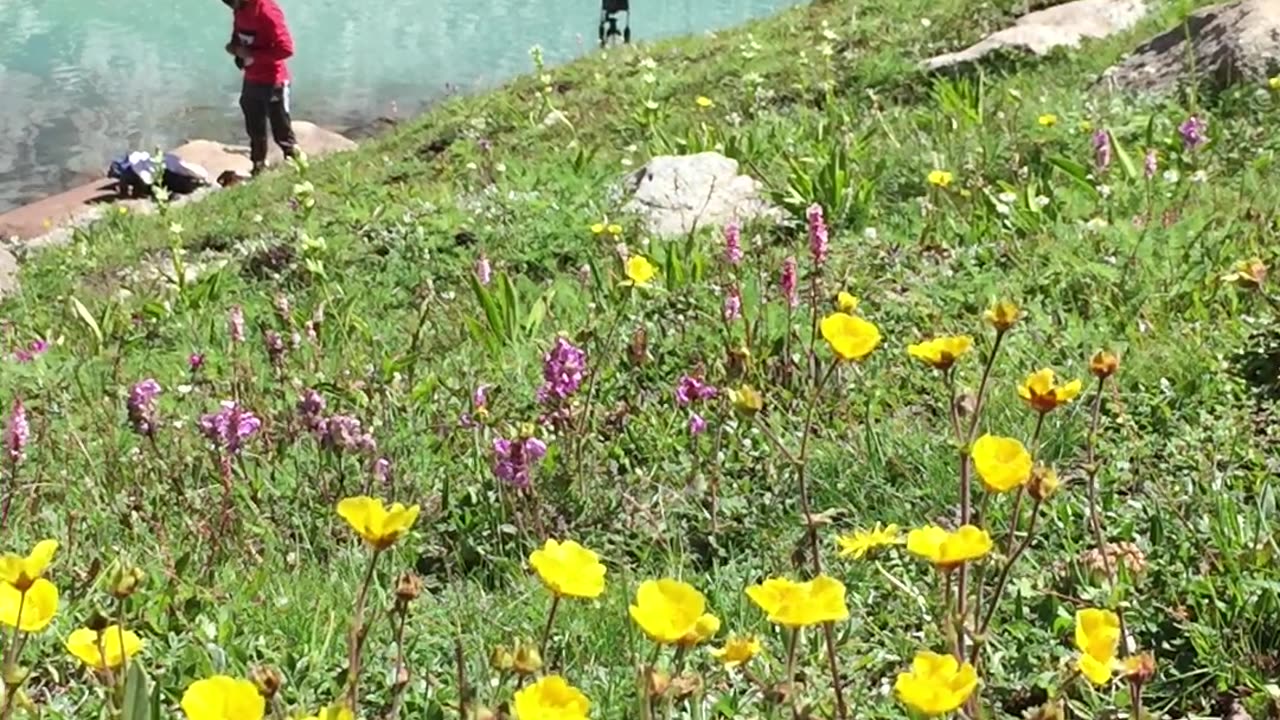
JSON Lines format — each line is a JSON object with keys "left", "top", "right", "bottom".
{"left": 3, "top": 0, "right": 1280, "bottom": 717}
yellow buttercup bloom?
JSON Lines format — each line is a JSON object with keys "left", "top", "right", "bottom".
{"left": 629, "top": 579, "right": 716, "bottom": 645}
{"left": 695, "top": 96, "right": 714, "bottom": 109}
{"left": 1038, "top": 113, "right": 1058, "bottom": 127}
{"left": 835, "top": 523, "right": 902, "bottom": 560}
{"left": 300, "top": 704, "right": 355, "bottom": 720}
{"left": 0, "top": 539, "right": 58, "bottom": 591}
{"left": 180, "top": 675, "right": 265, "bottom": 720}
{"left": 512, "top": 675, "right": 590, "bottom": 720}
{"left": 590, "top": 223, "right": 606, "bottom": 235}
{"left": 728, "top": 385, "right": 763, "bottom": 415}
{"left": 682, "top": 612, "right": 722, "bottom": 646}
{"left": 710, "top": 635, "right": 761, "bottom": 668}
{"left": 927, "top": 170, "right": 953, "bottom": 188}
{"left": 623, "top": 256, "right": 657, "bottom": 287}
{"left": 336, "top": 496, "right": 420, "bottom": 550}
{"left": 1075, "top": 608, "right": 1121, "bottom": 686}
{"left": 0, "top": 578, "right": 58, "bottom": 632}
{"left": 907, "top": 336, "right": 973, "bottom": 371}
{"left": 66, "top": 625, "right": 143, "bottom": 670}
{"left": 529, "top": 539, "right": 606, "bottom": 599}
{"left": 744, "top": 575, "right": 848, "bottom": 628}
{"left": 820, "top": 312, "right": 881, "bottom": 362}
{"left": 836, "top": 292, "right": 859, "bottom": 313}
{"left": 607, "top": 223, "right": 624, "bottom": 236}
{"left": 1018, "top": 368, "right": 1083, "bottom": 413}
{"left": 1221, "top": 257, "right": 1267, "bottom": 289}
{"left": 906, "top": 525, "right": 992, "bottom": 571}
{"left": 894, "top": 650, "right": 979, "bottom": 716}
{"left": 983, "top": 300, "right": 1020, "bottom": 331}
{"left": 971, "top": 434, "right": 1033, "bottom": 493}
{"left": 1270, "top": 76, "right": 1280, "bottom": 91}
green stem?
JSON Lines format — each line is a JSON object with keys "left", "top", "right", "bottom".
{"left": 539, "top": 595, "right": 561, "bottom": 660}
{"left": 345, "top": 548, "right": 383, "bottom": 710}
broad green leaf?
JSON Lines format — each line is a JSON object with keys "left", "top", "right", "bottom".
{"left": 69, "top": 297, "right": 103, "bottom": 348}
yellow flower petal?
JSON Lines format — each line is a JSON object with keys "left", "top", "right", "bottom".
{"left": 180, "top": 675, "right": 265, "bottom": 720}
{"left": 529, "top": 539, "right": 606, "bottom": 599}
{"left": 623, "top": 256, "right": 657, "bottom": 287}
{"left": 630, "top": 579, "right": 708, "bottom": 645}
{"left": 0, "top": 578, "right": 58, "bottom": 632}
{"left": 820, "top": 312, "right": 881, "bottom": 362}
{"left": 336, "top": 496, "right": 420, "bottom": 550}
{"left": 971, "top": 435, "right": 1033, "bottom": 493}
{"left": 895, "top": 650, "right": 978, "bottom": 716}
{"left": 512, "top": 675, "right": 590, "bottom": 720}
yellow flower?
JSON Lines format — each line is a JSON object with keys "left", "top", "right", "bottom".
{"left": 0, "top": 578, "right": 58, "bottom": 632}
{"left": 590, "top": 223, "right": 606, "bottom": 235}
{"left": 623, "top": 256, "right": 657, "bottom": 287}
{"left": 971, "top": 435, "right": 1033, "bottom": 493}
{"left": 1089, "top": 350, "right": 1119, "bottom": 379}
{"left": 180, "top": 675, "right": 265, "bottom": 720}
{"left": 727, "top": 385, "right": 763, "bottom": 415}
{"left": 1270, "top": 76, "right": 1280, "bottom": 90}
{"left": 629, "top": 578, "right": 715, "bottom": 645}
{"left": 927, "top": 170, "right": 953, "bottom": 188}
{"left": 835, "top": 523, "right": 902, "bottom": 560}
{"left": 1018, "top": 368, "right": 1083, "bottom": 413}
{"left": 512, "top": 675, "right": 590, "bottom": 720}
{"left": 118, "top": 206, "right": 128, "bottom": 215}
{"left": 683, "top": 612, "right": 721, "bottom": 646}
{"left": 710, "top": 635, "right": 761, "bottom": 668}
{"left": 1038, "top": 113, "right": 1058, "bottom": 127}
{"left": 906, "top": 525, "right": 992, "bottom": 571}
{"left": 607, "top": 223, "right": 624, "bottom": 236}
{"left": 1221, "top": 257, "right": 1267, "bottom": 289}
{"left": 695, "top": 96, "right": 714, "bottom": 109}
{"left": 894, "top": 650, "right": 979, "bottom": 716}
{"left": 983, "top": 300, "right": 1020, "bottom": 331}
{"left": 299, "top": 704, "right": 355, "bottom": 720}
{"left": 336, "top": 496, "right": 420, "bottom": 550}
{"left": 529, "top": 539, "right": 606, "bottom": 599}
{"left": 66, "top": 625, "right": 143, "bottom": 670}
{"left": 744, "top": 575, "right": 848, "bottom": 628}
{"left": 0, "top": 539, "right": 58, "bottom": 591}
{"left": 1074, "top": 608, "right": 1121, "bottom": 686}
{"left": 836, "top": 292, "right": 859, "bottom": 313}
{"left": 820, "top": 312, "right": 881, "bottom": 362}
{"left": 907, "top": 336, "right": 973, "bottom": 371}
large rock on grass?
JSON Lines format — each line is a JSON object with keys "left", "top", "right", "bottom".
{"left": 623, "top": 152, "right": 779, "bottom": 237}
{"left": 0, "top": 247, "right": 17, "bottom": 300}
{"left": 924, "top": 0, "right": 1148, "bottom": 72}
{"left": 1100, "top": 0, "right": 1280, "bottom": 93}
{"left": 171, "top": 121, "right": 356, "bottom": 179}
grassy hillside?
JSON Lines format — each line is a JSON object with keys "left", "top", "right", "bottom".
{"left": 2, "top": 0, "right": 1279, "bottom": 718}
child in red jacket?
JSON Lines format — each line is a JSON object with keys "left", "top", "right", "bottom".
{"left": 225, "top": 0, "right": 298, "bottom": 175}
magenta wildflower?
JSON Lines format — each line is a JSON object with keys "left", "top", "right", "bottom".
{"left": 473, "top": 384, "right": 491, "bottom": 410}
{"left": 675, "top": 375, "right": 718, "bottom": 407}
{"left": 723, "top": 219, "right": 743, "bottom": 266}
{"left": 199, "top": 401, "right": 261, "bottom": 454}
{"left": 315, "top": 415, "right": 377, "bottom": 455}
{"left": 688, "top": 412, "right": 708, "bottom": 436}
{"left": 228, "top": 306, "right": 246, "bottom": 344}
{"left": 5, "top": 398, "right": 28, "bottom": 464}
{"left": 127, "top": 379, "right": 162, "bottom": 438}
{"left": 13, "top": 339, "right": 48, "bottom": 363}
{"left": 537, "top": 336, "right": 587, "bottom": 404}
{"left": 807, "top": 203, "right": 829, "bottom": 267}
{"left": 1093, "top": 129, "right": 1111, "bottom": 172}
{"left": 1179, "top": 115, "right": 1207, "bottom": 151}
{"left": 781, "top": 256, "right": 799, "bottom": 308}
{"left": 723, "top": 286, "right": 742, "bottom": 321}
{"left": 1144, "top": 149, "right": 1158, "bottom": 180}
{"left": 476, "top": 254, "right": 493, "bottom": 286}
{"left": 373, "top": 457, "right": 392, "bottom": 486}
{"left": 492, "top": 435, "right": 548, "bottom": 489}
{"left": 188, "top": 353, "right": 205, "bottom": 372}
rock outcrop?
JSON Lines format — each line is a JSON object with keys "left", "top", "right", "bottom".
{"left": 623, "top": 152, "right": 779, "bottom": 238}
{"left": 923, "top": 0, "right": 1148, "bottom": 72}
{"left": 1100, "top": 0, "right": 1280, "bottom": 93}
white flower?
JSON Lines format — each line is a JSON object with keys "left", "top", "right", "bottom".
{"left": 822, "top": 27, "right": 840, "bottom": 41}
{"left": 1085, "top": 217, "right": 1109, "bottom": 231}
{"left": 624, "top": 144, "right": 638, "bottom": 153}
{"left": 863, "top": 227, "right": 878, "bottom": 241}
{"left": 819, "top": 43, "right": 835, "bottom": 57}
{"left": 994, "top": 202, "right": 1011, "bottom": 216}
{"left": 640, "top": 57, "right": 657, "bottom": 70}
{"left": 495, "top": 163, "right": 507, "bottom": 173}
{"left": 1097, "top": 184, "right": 1112, "bottom": 198}
{"left": 465, "top": 162, "right": 478, "bottom": 171}
{"left": 1033, "top": 195, "right": 1051, "bottom": 209}
{"left": 1163, "top": 169, "right": 1181, "bottom": 184}
{"left": 252, "top": 214, "right": 264, "bottom": 223}
{"left": 169, "top": 222, "right": 184, "bottom": 235}
{"left": 644, "top": 100, "right": 659, "bottom": 111}
{"left": 920, "top": 17, "right": 932, "bottom": 27}
{"left": 1191, "top": 170, "right": 1208, "bottom": 184}
{"left": 621, "top": 158, "right": 633, "bottom": 167}
{"left": 997, "top": 191, "right": 1017, "bottom": 204}
{"left": 642, "top": 73, "right": 657, "bottom": 85}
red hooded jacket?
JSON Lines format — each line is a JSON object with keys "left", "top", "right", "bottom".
{"left": 232, "top": 0, "right": 294, "bottom": 85}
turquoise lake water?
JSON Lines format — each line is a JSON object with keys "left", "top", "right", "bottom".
{"left": 0, "top": 0, "right": 799, "bottom": 214}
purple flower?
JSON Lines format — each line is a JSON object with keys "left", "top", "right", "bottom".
{"left": 5, "top": 398, "right": 28, "bottom": 464}
{"left": 13, "top": 338, "right": 49, "bottom": 363}
{"left": 723, "top": 286, "right": 742, "bottom": 321}
{"left": 127, "top": 379, "right": 162, "bottom": 438}
{"left": 373, "top": 456, "right": 392, "bottom": 486}
{"left": 473, "top": 384, "right": 491, "bottom": 410}
{"left": 264, "top": 331, "right": 286, "bottom": 367}
{"left": 228, "top": 306, "right": 245, "bottom": 344}
{"left": 1144, "top": 149, "right": 1158, "bottom": 180}
{"left": 723, "top": 220, "right": 743, "bottom": 266}
{"left": 297, "top": 389, "right": 326, "bottom": 418}
{"left": 188, "top": 353, "right": 205, "bottom": 372}
{"left": 781, "top": 256, "right": 799, "bottom": 308}
{"left": 1179, "top": 115, "right": 1207, "bottom": 151}
{"left": 1093, "top": 130, "right": 1111, "bottom": 172}
{"left": 476, "top": 254, "right": 493, "bottom": 286}
{"left": 675, "top": 375, "right": 718, "bottom": 407}
{"left": 273, "top": 293, "right": 292, "bottom": 323}
{"left": 807, "top": 203, "right": 828, "bottom": 267}
{"left": 316, "top": 414, "right": 376, "bottom": 455}
{"left": 688, "top": 412, "right": 707, "bottom": 436}
{"left": 537, "top": 337, "right": 587, "bottom": 404}
{"left": 492, "top": 435, "right": 548, "bottom": 489}
{"left": 198, "top": 401, "right": 261, "bottom": 454}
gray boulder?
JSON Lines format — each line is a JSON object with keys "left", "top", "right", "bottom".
{"left": 623, "top": 152, "right": 779, "bottom": 238}
{"left": 924, "top": 0, "right": 1148, "bottom": 72}
{"left": 1100, "top": 0, "right": 1280, "bottom": 93}
{"left": 0, "top": 247, "right": 17, "bottom": 301}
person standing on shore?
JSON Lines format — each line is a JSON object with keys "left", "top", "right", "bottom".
{"left": 224, "top": 0, "right": 299, "bottom": 175}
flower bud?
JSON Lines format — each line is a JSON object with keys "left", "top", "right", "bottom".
{"left": 512, "top": 640, "right": 542, "bottom": 675}
{"left": 109, "top": 565, "right": 146, "bottom": 600}
{"left": 1028, "top": 465, "right": 1060, "bottom": 502}
{"left": 1090, "top": 351, "right": 1119, "bottom": 379}
{"left": 250, "top": 665, "right": 283, "bottom": 700}
{"left": 671, "top": 672, "right": 704, "bottom": 700}
{"left": 983, "top": 300, "right": 1020, "bottom": 332}
{"left": 645, "top": 667, "right": 671, "bottom": 698}
{"left": 489, "top": 645, "right": 515, "bottom": 672}
{"left": 470, "top": 706, "right": 498, "bottom": 720}
{"left": 395, "top": 572, "right": 423, "bottom": 602}
{"left": 1222, "top": 258, "right": 1267, "bottom": 290}
{"left": 1123, "top": 652, "right": 1157, "bottom": 686}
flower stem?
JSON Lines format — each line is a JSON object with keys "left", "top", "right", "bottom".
{"left": 539, "top": 595, "right": 561, "bottom": 660}
{"left": 1084, "top": 376, "right": 1132, "bottom": 650}
{"left": 345, "top": 548, "right": 382, "bottom": 710}
{"left": 976, "top": 497, "right": 1045, "bottom": 644}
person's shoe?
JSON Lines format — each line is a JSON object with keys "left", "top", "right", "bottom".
{"left": 250, "top": 162, "right": 267, "bottom": 177}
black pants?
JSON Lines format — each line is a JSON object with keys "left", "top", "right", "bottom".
{"left": 239, "top": 80, "right": 298, "bottom": 167}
